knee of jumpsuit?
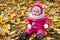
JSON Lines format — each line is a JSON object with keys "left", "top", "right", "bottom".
{"left": 25, "top": 28, "right": 34, "bottom": 35}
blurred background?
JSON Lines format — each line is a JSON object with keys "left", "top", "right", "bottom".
{"left": 0, "top": 0, "right": 60, "bottom": 40}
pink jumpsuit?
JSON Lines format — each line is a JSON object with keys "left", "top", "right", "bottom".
{"left": 25, "top": 16, "right": 50, "bottom": 35}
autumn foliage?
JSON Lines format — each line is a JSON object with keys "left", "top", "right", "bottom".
{"left": 0, "top": 0, "right": 60, "bottom": 40}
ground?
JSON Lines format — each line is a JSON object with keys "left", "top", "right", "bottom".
{"left": 0, "top": 0, "right": 60, "bottom": 40}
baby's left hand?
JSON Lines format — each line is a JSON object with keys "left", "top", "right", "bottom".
{"left": 44, "top": 24, "right": 48, "bottom": 29}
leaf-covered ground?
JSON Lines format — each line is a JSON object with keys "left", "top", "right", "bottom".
{"left": 0, "top": 0, "right": 60, "bottom": 40}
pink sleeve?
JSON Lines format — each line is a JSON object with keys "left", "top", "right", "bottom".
{"left": 43, "top": 17, "right": 50, "bottom": 25}
{"left": 25, "top": 17, "right": 31, "bottom": 25}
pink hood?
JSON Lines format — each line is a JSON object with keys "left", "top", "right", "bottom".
{"left": 29, "top": 3, "right": 45, "bottom": 20}
{"left": 32, "top": 2, "right": 43, "bottom": 14}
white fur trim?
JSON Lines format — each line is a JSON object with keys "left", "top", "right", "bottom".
{"left": 44, "top": 24, "right": 48, "bottom": 28}
{"left": 29, "top": 12, "right": 45, "bottom": 20}
{"left": 32, "top": 6, "right": 41, "bottom": 13}
{"left": 27, "top": 24, "right": 32, "bottom": 29}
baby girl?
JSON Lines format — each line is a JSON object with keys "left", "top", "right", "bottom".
{"left": 18, "top": 2, "right": 50, "bottom": 40}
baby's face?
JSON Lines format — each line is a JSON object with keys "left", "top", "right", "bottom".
{"left": 32, "top": 8, "right": 40, "bottom": 16}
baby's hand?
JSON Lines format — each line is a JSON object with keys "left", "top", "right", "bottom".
{"left": 44, "top": 24, "right": 48, "bottom": 29}
{"left": 27, "top": 24, "right": 32, "bottom": 29}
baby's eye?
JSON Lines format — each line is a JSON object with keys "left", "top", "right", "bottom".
{"left": 35, "top": 11, "right": 39, "bottom": 12}
{"left": 33, "top": 10, "right": 39, "bottom": 12}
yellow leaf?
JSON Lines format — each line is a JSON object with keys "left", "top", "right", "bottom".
{"left": 4, "top": 4, "right": 7, "bottom": 6}
{"left": 2, "top": 29, "right": 9, "bottom": 36}
{"left": 15, "top": 37, "right": 18, "bottom": 40}
{"left": 10, "top": 29, "right": 19, "bottom": 35}
{"left": 29, "top": 38, "right": 33, "bottom": 40}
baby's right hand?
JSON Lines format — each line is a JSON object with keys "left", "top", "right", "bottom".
{"left": 27, "top": 24, "right": 32, "bottom": 29}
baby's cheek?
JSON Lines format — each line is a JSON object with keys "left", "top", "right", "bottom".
{"left": 32, "top": 12, "right": 36, "bottom": 15}
{"left": 33, "top": 12, "right": 35, "bottom": 15}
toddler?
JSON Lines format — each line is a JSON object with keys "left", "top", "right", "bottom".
{"left": 18, "top": 2, "right": 50, "bottom": 40}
